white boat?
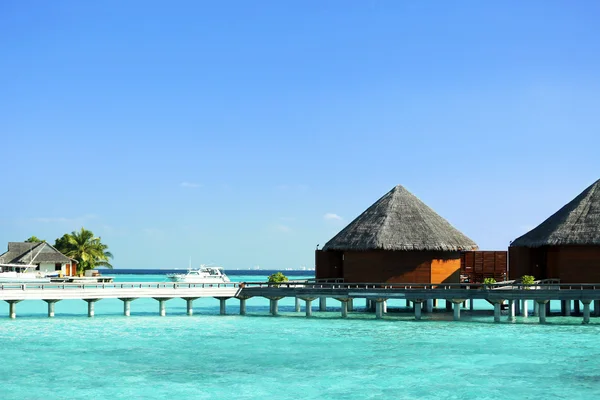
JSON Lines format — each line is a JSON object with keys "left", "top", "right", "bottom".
{"left": 0, "top": 264, "right": 51, "bottom": 283}
{"left": 166, "top": 266, "right": 230, "bottom": 284}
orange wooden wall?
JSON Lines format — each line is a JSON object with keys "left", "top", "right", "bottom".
{"left": 316, "top": 250, "right": 461, "bottom": 283}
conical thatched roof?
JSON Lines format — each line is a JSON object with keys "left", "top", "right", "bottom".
{"left": 511, "top": 179, "right": 600, "bottom": 248}
{"left": 322, "top": 185, "right": 478, "bottom": 252}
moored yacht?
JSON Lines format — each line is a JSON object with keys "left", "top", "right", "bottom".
{"left": 0, "top": 264, "right": 51, "bottom": 283}
{"left": 166, "top": 266, "right": 230, "bottom": 284}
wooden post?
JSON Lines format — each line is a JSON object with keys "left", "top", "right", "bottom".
{"left": 240, "top": 298, "right": 247, "bottom": 315}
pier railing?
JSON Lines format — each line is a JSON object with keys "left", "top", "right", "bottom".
{"left": 0, "top": 282, "right": 241, "bottom": 291}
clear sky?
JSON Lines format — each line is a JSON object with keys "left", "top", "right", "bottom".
{"left": 1, "top": 1, "right": 599, "bottom": 269}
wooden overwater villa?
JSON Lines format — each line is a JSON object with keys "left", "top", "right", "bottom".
{"left": 2, "top": 181, "right": 600, "bottom": 324}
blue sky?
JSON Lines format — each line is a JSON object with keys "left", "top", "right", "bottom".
{"left": 1, "top": 1, "right": 599, "bottom": 269}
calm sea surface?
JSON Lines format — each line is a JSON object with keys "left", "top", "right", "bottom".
{"left": 1, "top": 271, "right": 599, "bottom": 399}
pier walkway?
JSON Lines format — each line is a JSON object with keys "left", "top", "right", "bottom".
{"left": 2, "top": 281, "right": 600, "bottom": 323}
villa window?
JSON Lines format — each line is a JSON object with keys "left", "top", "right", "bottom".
{"left": 55, "top": 263, "right": 62, "bottom": 271}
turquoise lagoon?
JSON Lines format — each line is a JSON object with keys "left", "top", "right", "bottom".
{"left": 1, "top": 273, "right": 600, "bottom": 399}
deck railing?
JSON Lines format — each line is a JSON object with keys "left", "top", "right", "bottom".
{"left": 0, "top": 282, "right": 241, "bottom": 291}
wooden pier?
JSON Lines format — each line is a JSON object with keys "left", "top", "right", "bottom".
{"left": 1, "top": 281, "right": 600, "bottom": 323}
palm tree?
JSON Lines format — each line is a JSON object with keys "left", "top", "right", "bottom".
{"left": 54, "top": 228, "right": 113, "bottom": 274}
{"left": 25, "top": 236, "right": 44, "bottom": 243}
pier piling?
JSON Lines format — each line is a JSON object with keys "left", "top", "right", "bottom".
{"left": 341, "top": 300, "right": 348, "bottom": 318}
{"left": 219, "top": 298, "right": 227, "bottom": 315}
{"left": 508, "top": 300, "right": 515, "bottom": 321}
{"left": 158, "top": 299, "right": 166, "bottom": 316}
{"left": 582, "top": 300, "right": 591, "bottom": 324}
{"left": 426, "top": 299, "right": 433, "bottom": 313}
{"left": 7, "top": 300, "right": 20, "bottom": 319}
{"left": 85, "top": 299, "right": 99, "bottom": 317}
{"left": 537, "top": 300, "right": 548, "bottom": 324}
{"left": 452, "top": 301, "right": 461, "bottom": 321}
{"left": 375, "top": 300, "right": 384, "bottom": 319}
{"left": 414, "top": 301, "right": 422, "bottom": 320}
{"left": 270, "top": 299, "right": 279, "bottom": 316}
{"left": 302, "top": 298, "right": 315, "bottom": 317}
{"left": 522, "top": 300, "right": 529, "bottom": 318}
{"left": 240, "top": 298, "right": 247, "bottom": 315}
{"left": 319, "top": 297, "right": 327, "bottom": 312}
{"left": 119, "top": 298, "right": 136, "bottom": 317}
{"left": 44, "top": 299, "right": 59, "bottom": 318}
{"left": 295, "top": 298, "right": 301, "bottom": 313}
{"left": 493, "top": 302, "right": 501, "bottom": 323}
{"left": 595, "top": 300, "right": 600, "bottom": 317}
{"left": 185, "top": 298, "right": 195, "bottom": 316}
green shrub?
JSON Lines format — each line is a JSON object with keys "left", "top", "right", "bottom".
{"left": 482, "top": 277, "right": 496, "bottom": 288}
{"left": 268, "top": 272, "right": 289, "bottom": 284}
{"left": 521, "top": 275, "right": 535, "bottom": 286}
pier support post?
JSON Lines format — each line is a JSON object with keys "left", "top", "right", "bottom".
{"left": 537, "top": 300, "right": 548, "bottom": 324}
{"left": 493, "top": 302, "right": 502, "bottom": 323}
{"left": 6, "top": 300, "right": 21, "bottom": 319}
{"left": 319, "top": 297, "right": 327, "bottom": 311}
{"left": 382, "top": 300, "right": 388, "bottom": 314}
{"left": 295, "top": 297, "right": 301, "bottom": 313}
{"left": 582, "top": 300, "right": 591, "bottom": 324}
{"left": 453, "top": 302, "right": 461, "bottom": 321}
{"left": 433, "top": 299, "right": 438, "bottom": 308}
{"left": 563, "top": 300, "right": 571, "bottom": 316}
{"left": 426, "top": 299, "right": 433, "bottom": 313}
{"left": 348, "top": 299, "right": 354, "bottom": 312}
{"left": 120, "top": 298, "right": 137, "bottom": 317}
{"left": 533, "top": 301, "right": 539, "bottom": 317}
{"left": 159, "top": 299, "right": 166, "bottom": 316}
{"left": 522, "top": 300, "right": 529, "bottom": 318}
{"left": 375, "top": 300, "right": 385, "bottom": 319}
{"left": 301, "top": 298, "right": 316, "bottom": 317}
{"left": 414, "top": 301, "right": 422, "bottom": 320}
{"left": 445, "top": 300, "right": 452, "bottom": 311}
{"left": 182, "top": 298, "right": 197, "bottom": 316}
{"left": 270, "top": 299, "right": 279, "bottom": 316}
{"left": 219, "top": 298, "right": 227, "bottom": 315}
{"left": 594, "top": 300, "right": 600, "bottom": 317}
{"left": 125, "top": 300, "right": 131, "bottom": 316}
{"left": 405, "top": 299, "right": 411, "bottom": 308}
{"left": 239, "top": 298, "right": 247, "bottom": 315}
{"left": 514, "top": 298, "right": 520, "bottom": 316}
{"left": 85, "top": 299, "right": 99, "bottom": 318}
{"left": 574, "top": 300, "right": 581, "bottom": 316}
{"left": 507, "top": 300, "right": 515, "bottom": 321}
{"left": 44, "top": 299, "right": 59, "bottom": 318}
{"left": 336, "top": 299, "right": 350, "bottom": 318}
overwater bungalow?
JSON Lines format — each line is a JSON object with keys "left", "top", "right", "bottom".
{"left": 509, "top": 179, "right": 600, "bottom": 283}
{"left": 316, "top": 185, "right": 478, "bottom": 284}
{"left": 0, "top": 242, "right": 77, "bottom": 276}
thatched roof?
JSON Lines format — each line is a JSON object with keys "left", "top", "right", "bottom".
{"left": 0, "top": 242, "right": 72, "bottom": 265}
{"left": 322, "top": 185, "right": 478, "bottom": 252}
{"left": 511, "top": 179, "right": 600, "bottom": 248}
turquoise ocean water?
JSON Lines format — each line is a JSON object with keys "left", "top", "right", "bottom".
{"left": 1, "top": 273, "right": 600, "bottom": 399}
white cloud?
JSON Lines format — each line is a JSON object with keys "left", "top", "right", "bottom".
{"left": 273, "top": 224, "right": 292, "bottom": 233}
{"left": 323, "top": 213, "right": 343, "bottom": 221}
{"left": 180, "top": 182, "right": 201, "bottom": 188}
